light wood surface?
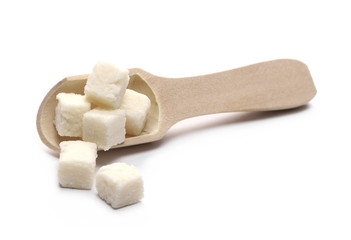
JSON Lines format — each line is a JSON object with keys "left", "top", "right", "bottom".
{"left": 37, "top": 59, "right": 316, "bottom": 152}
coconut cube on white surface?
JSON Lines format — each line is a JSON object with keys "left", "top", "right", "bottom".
{"left": 58, "top": 141, "right": 97, "bottom": 190}
{"left": 55, "top": 93, "right": 91, "bottom": 137}
{"left": 82, "top": 108, "right": 126, "bottom": 151}
{"left": 96, "top": 163, "right": 144, "bottom": 209}
{"left": 120, "top": 89, "right": 151, "bottom": 136}
{"left": 84, "top": 62, "right": 130, "bottom": 109}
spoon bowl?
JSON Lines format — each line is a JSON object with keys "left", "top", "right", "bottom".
{"left": 37, "top": 59, "right": 316, "bottom": 152}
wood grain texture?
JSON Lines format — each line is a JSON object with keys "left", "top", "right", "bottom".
{"left": 37, "top": 59, "right": 316, "bottom": 152}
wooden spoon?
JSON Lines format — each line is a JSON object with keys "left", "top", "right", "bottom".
{"left": 37, "top": 59, "right": 316, "bottom": 152}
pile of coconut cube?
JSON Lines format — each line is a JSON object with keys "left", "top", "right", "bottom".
{"left": 54, "top": 62, "right": 150, "bottom": 209}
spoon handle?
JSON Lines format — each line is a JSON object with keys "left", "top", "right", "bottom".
{"left": 149, "top": 59, "right": 316, "bottom": 126}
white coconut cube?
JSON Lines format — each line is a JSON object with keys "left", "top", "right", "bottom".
{"left": 96, "top": 163, "right": 144, "bottom": 209}
{"left": 55, "top": 93, "right": 91, "bottom": 137}
{"left": 120, "top": 89, "right": 151, "bottom": 136}
{"left": 82, "top": 108, "right": 126, "bottom": 151}
{"left": 58, "top": 141, "right": 97, "bottom": 190}
{"left": 84, "top": 62, "right": 129, "bottom": 109}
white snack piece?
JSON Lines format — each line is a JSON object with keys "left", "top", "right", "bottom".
{"left": 84, "top": 62, "right": 130, "bottom": 109}
{"left": 96, "top": 163, "right": 144, "bottom": 209}
{"left": 120, "top": 89, "right": 151, "bottom": 136}
{"left": 55, "top": 93, "right": 91, "bottom": 137}
{"left": 58, "top": 141, "right": 97, "bottom": 190}
{"left": 82, "top": 108, "right": 126, "bottom": 151}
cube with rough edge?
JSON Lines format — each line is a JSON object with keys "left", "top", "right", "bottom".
{"left": 58, "top": 141, "right": 97, "bottom": 190}
{"left": 82, "top": 108, "right": 126, "bottom": 151}
{"left": 120, "top": 89, "right": 151, "bottom": 136}
{"left": 55, "top": 93, "right": 91, "bottom": 137}
{"left": 84, "top": 62, "right": 130, "bottom": 109}
{"left": 96, "top": 163, "right": 144, "bottom": 209}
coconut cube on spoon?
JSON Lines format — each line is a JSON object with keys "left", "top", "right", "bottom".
{"left": 120, "top": 89, "right": 151, "bottom": 136}
{"left": 55, "top": 93, "right": 91, "bottom": 137}
{"left": 84, "top": 62, "right": 130, "bottom": 109}
{"left": 83, "top": 108, "right": 126, "bottom": 151}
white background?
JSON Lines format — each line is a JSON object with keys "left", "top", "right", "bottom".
{"left": 0, "top": 0, "right": 350, "bottom": 239}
